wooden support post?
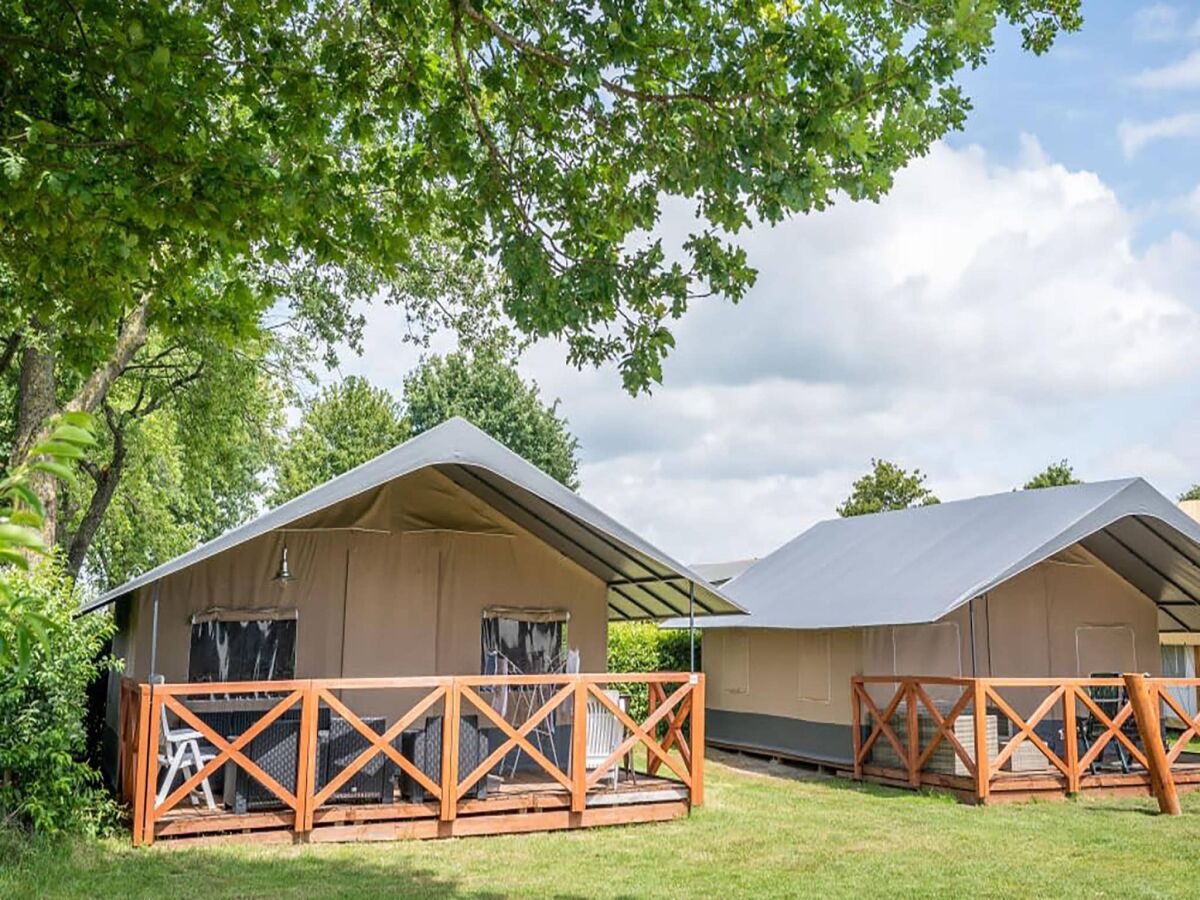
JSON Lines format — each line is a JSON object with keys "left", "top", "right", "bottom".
{"left": 906, "top": 680, "right": 920, "bottom": 788}
{"left": 440, "top": 680, "right": 460, "bottom": 822}
{"left": 141, "top": 687, "right": 163, "bottom": 846}
{"left": 1124, "top": 673, "right": 1181, "bottom": 816}
{"left": 973, "top": 679, "right": 990, "bottom": 804}
{"left": 851, "top": 678, "right": 863, "bottom": 780}
{"left": 296, "top": 683, "right": 318, "bottom": 834}
{"left": 571, "top": 679, "right": 588, "bottom": 813}
{"left": 131, "top": 684, "right": 152, "bottom": 847}
{"left": 1062, "top": 684, "right": 1080, "bottom": 795}
{"left": 689, "top": 674, "right": 705, "bottom": 808}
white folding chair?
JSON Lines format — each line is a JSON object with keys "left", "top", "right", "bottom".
{"left": 152, "top": 676, "right": 217, "bottom": 810}
{"left": 585, "top": 689, "right": 625, "bottom": 790}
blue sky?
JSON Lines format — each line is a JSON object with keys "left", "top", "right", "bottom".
{"left": 341, "top": 4, "right": 1200, "bottom": 563}
{"left": 959, "top": 3, "right": 1200, "bottom": 242}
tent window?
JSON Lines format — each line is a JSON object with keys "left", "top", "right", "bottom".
{"left": 724, "top": 632, "right": 750, "bottom": 694}
{"left": 798, "top": 631, "right": 832, "bottom": 703}
{"left": 1075, "top": 625, "right": 1136, "bottom": 676}
{"left": 481, "top": 608, "right": 569, "bottom": 675}
{"left": 188, "top": 617, "right": 297, "bottom": 684}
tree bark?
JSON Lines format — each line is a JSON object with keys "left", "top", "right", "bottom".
{"left": 9, "top": 296, "right": 151, "bottom": 467}
{"left": 66, "top": 427, "right": 127, "bottom": 579}
{"left": 12, "top": 329, "right": 59, "bottom": 544}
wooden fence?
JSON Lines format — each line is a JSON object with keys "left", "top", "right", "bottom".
{"left": 120, "top": 672, "right": 704, "bottom": 845}
{"left": 851, "top": 675, "right": 1200, "bottom": 805}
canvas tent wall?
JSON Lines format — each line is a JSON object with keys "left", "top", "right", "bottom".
{"left": 676, "top": 479, "right": 1200, "bottom": 767}
{"left": 88, "top": 418, "right": 743, "bottom": 779}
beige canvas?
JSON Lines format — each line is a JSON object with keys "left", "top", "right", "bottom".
{"left": 705, "top": 543, "right": 1161, "bottom": 727}
{"left": 115, "top": 467, "right": 609, "bottom": 724}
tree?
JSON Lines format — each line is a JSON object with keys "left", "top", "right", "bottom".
{"left": 837, "top": 459, "right": 939, "bottom": 517}
{"left": 270, "top": 378, "right": 410, "bottom": 506}
{"left": 1022, "top": 460, "right": 1081, "bottom": 490}
{"left": 1, "top": 0, "right": 1081, "bottom": 546}
{"left": 404, "top": 350, "right": 580, "bottom": 489}
{"left": 1180, "top": 485, "right": 1200, "bottom": 503}
{"left": 75, "top": 344, "right": 282, "bottom": 589}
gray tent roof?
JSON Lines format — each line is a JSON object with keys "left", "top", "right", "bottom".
{"left": 80, "top": 417, "right": 745, "bottom": 621}
{"left": 678, "top": 478, "right": 1200, "bottom": 633}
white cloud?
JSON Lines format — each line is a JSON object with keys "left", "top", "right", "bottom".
{"left": 1132, "top": 4, "right": 1187, "bottom": 43}
{"left": 1130, "top": 50, "right": 1200, "bottom": 90}
{"left": 344, "top": 140, "right": 1200, "bottom": 563}
{"left": 1117, "top": 111, "right": 1200, "bottom": 157}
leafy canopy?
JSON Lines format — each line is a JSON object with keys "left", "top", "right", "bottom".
{"left": 837, "top": 458, "right": 940, "bottom": 517}
{"left": 1022, "top": 460, "right": 1081, "bottom": 490}
{"left": 1, "top": 0, "right": 1082, "bottom": 393}
{"left": 271, "top": 354, "right": 582, "bottom": 503}
{"left": 270, "top": 377, "right": 410, "bottom": 507}
{"left": 404, "top": 350, "right": 581, "bottom": 489}
{"left": 1179, "top": 485, "right": 1200, "bottom": 503}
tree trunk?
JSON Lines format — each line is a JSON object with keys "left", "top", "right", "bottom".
{"left": 8, "top": 298, "right": 151, "bottom": 549}
{"left": 66, "top": 431, "right": 127, "bottom": 579}
{"left": 12, "top": 333, "right": 58, "bottom": 545}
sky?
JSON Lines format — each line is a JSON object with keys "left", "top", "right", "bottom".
{"left": 333, "top": 3, "right": 1200, "bottom": 565}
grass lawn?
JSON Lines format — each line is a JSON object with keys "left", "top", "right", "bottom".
{"left": 4, "top": 749, "right": 1200, "bottom": 899}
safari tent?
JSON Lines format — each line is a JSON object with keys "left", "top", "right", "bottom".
{"left": 82, "top": 417, "right": 742, "bottom": 845}
{"left": 684, "top": 479, "right": 1200, "bottom": 780}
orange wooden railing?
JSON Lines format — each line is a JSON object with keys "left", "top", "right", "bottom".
{"left": 851, "top": 675, "right": 1200, "bottom": 804}
{"left": 123, "top": 673, "right": 705, "bottom": 845}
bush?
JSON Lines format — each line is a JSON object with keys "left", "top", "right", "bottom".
{"left": 0, "top": 559, "right": 120, "bottom": 836}
{"left": 607, "top": 623, "right": 700, "bottom": 724}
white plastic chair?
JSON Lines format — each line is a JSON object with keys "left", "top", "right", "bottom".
{"left": 585, "top": 690, "right": 625, "bottom": 790}
{"left": 152, "top": 676, "right": 217, "bottom": 810}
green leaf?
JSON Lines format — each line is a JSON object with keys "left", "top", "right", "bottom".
{"left": 30, "top": 460, "right": 75, "bottom": 482}
{"left": 0, "top": 523, "right": 46, "bottom": 550}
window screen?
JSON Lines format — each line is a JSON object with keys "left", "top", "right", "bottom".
{"left": 188, "top": 618, "right": 297, "bottom": 684}
{"left": 480, "top": 608, "right": 567, "bottom": 675}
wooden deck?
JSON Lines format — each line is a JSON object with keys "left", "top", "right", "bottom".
{"left": 120, "top": 673, "right": 704, "bottom": 846}
{"left": 849, "top": 675, "right": 1200, "bottom": 805}
{"left": 154, "top": 770, "right": 690, "bottom": 844}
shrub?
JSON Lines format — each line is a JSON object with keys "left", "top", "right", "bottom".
{"left": 0, "top": 558, "right": 120, "bottom": 836}
{"left": 607, "top": 622, "right": 701, "bottom": 724}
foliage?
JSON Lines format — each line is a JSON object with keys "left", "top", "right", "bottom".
{"left": 1179, "top": 485, "right": 1200, "bottom": 503}
{"left": 1023, "top": 460, "right": 1081, "bottom": 490}
{"left": 403, "top": 350, "right": 580, "bottom": 489}
{"left": 270, "top": 377, "right": 410, "bottom": 506}
{"left": 0, "top": 414, "right": 95, "bottom": 666}
{"left": 607, "top": 622, "right": 698, "bottom": 723}
{"left": 837, "top": 459, "right": 940, "bottom": 517}
{"left": 1, "top": 0, "right": 1082, "bottom": 397}
{"left": 0, "top": 559, "right": 120, "bottom": 837}
{"left": 74, "top": 339, "right": 282, "bottom": 589}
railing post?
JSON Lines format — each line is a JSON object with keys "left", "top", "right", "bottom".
{"left": 689, "top": 674, "right": 706, "bottom": 808}
{"left": 440, "top": 679, "right": 460, "bottom": 822}
{"left": 131, "top": 684, "right": 151, "bottom": 846}
{"left": 141, "top": 686, "right": 163, "bottom": 846}
{"left": 1063, "top": 684, "right": 1080, "bottom": 794}
{"left": 851, "top": 677, "right": 863, "bottom": 780}
{"left": 906, "top": 680, "right": 920, "bottom": 788}
{"left": 295, "top": 682, "right": 318, "bottom": 835}
{"left": 973, "top": 679, "right": 990, "bottom": 804}
{"left": 1125, "top": 674, "right": 1180, "bottom": 816}
{"left": 571, "top": 677, "right": 588, "bottom": 814}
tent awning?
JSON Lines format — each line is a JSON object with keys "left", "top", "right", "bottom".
{"left": 80, "top": 417, "right": 745, "bottom": 622}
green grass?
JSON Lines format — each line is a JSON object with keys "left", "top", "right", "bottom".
{"left": 5, "top": 750, "right": 1200, "bottom": 898}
